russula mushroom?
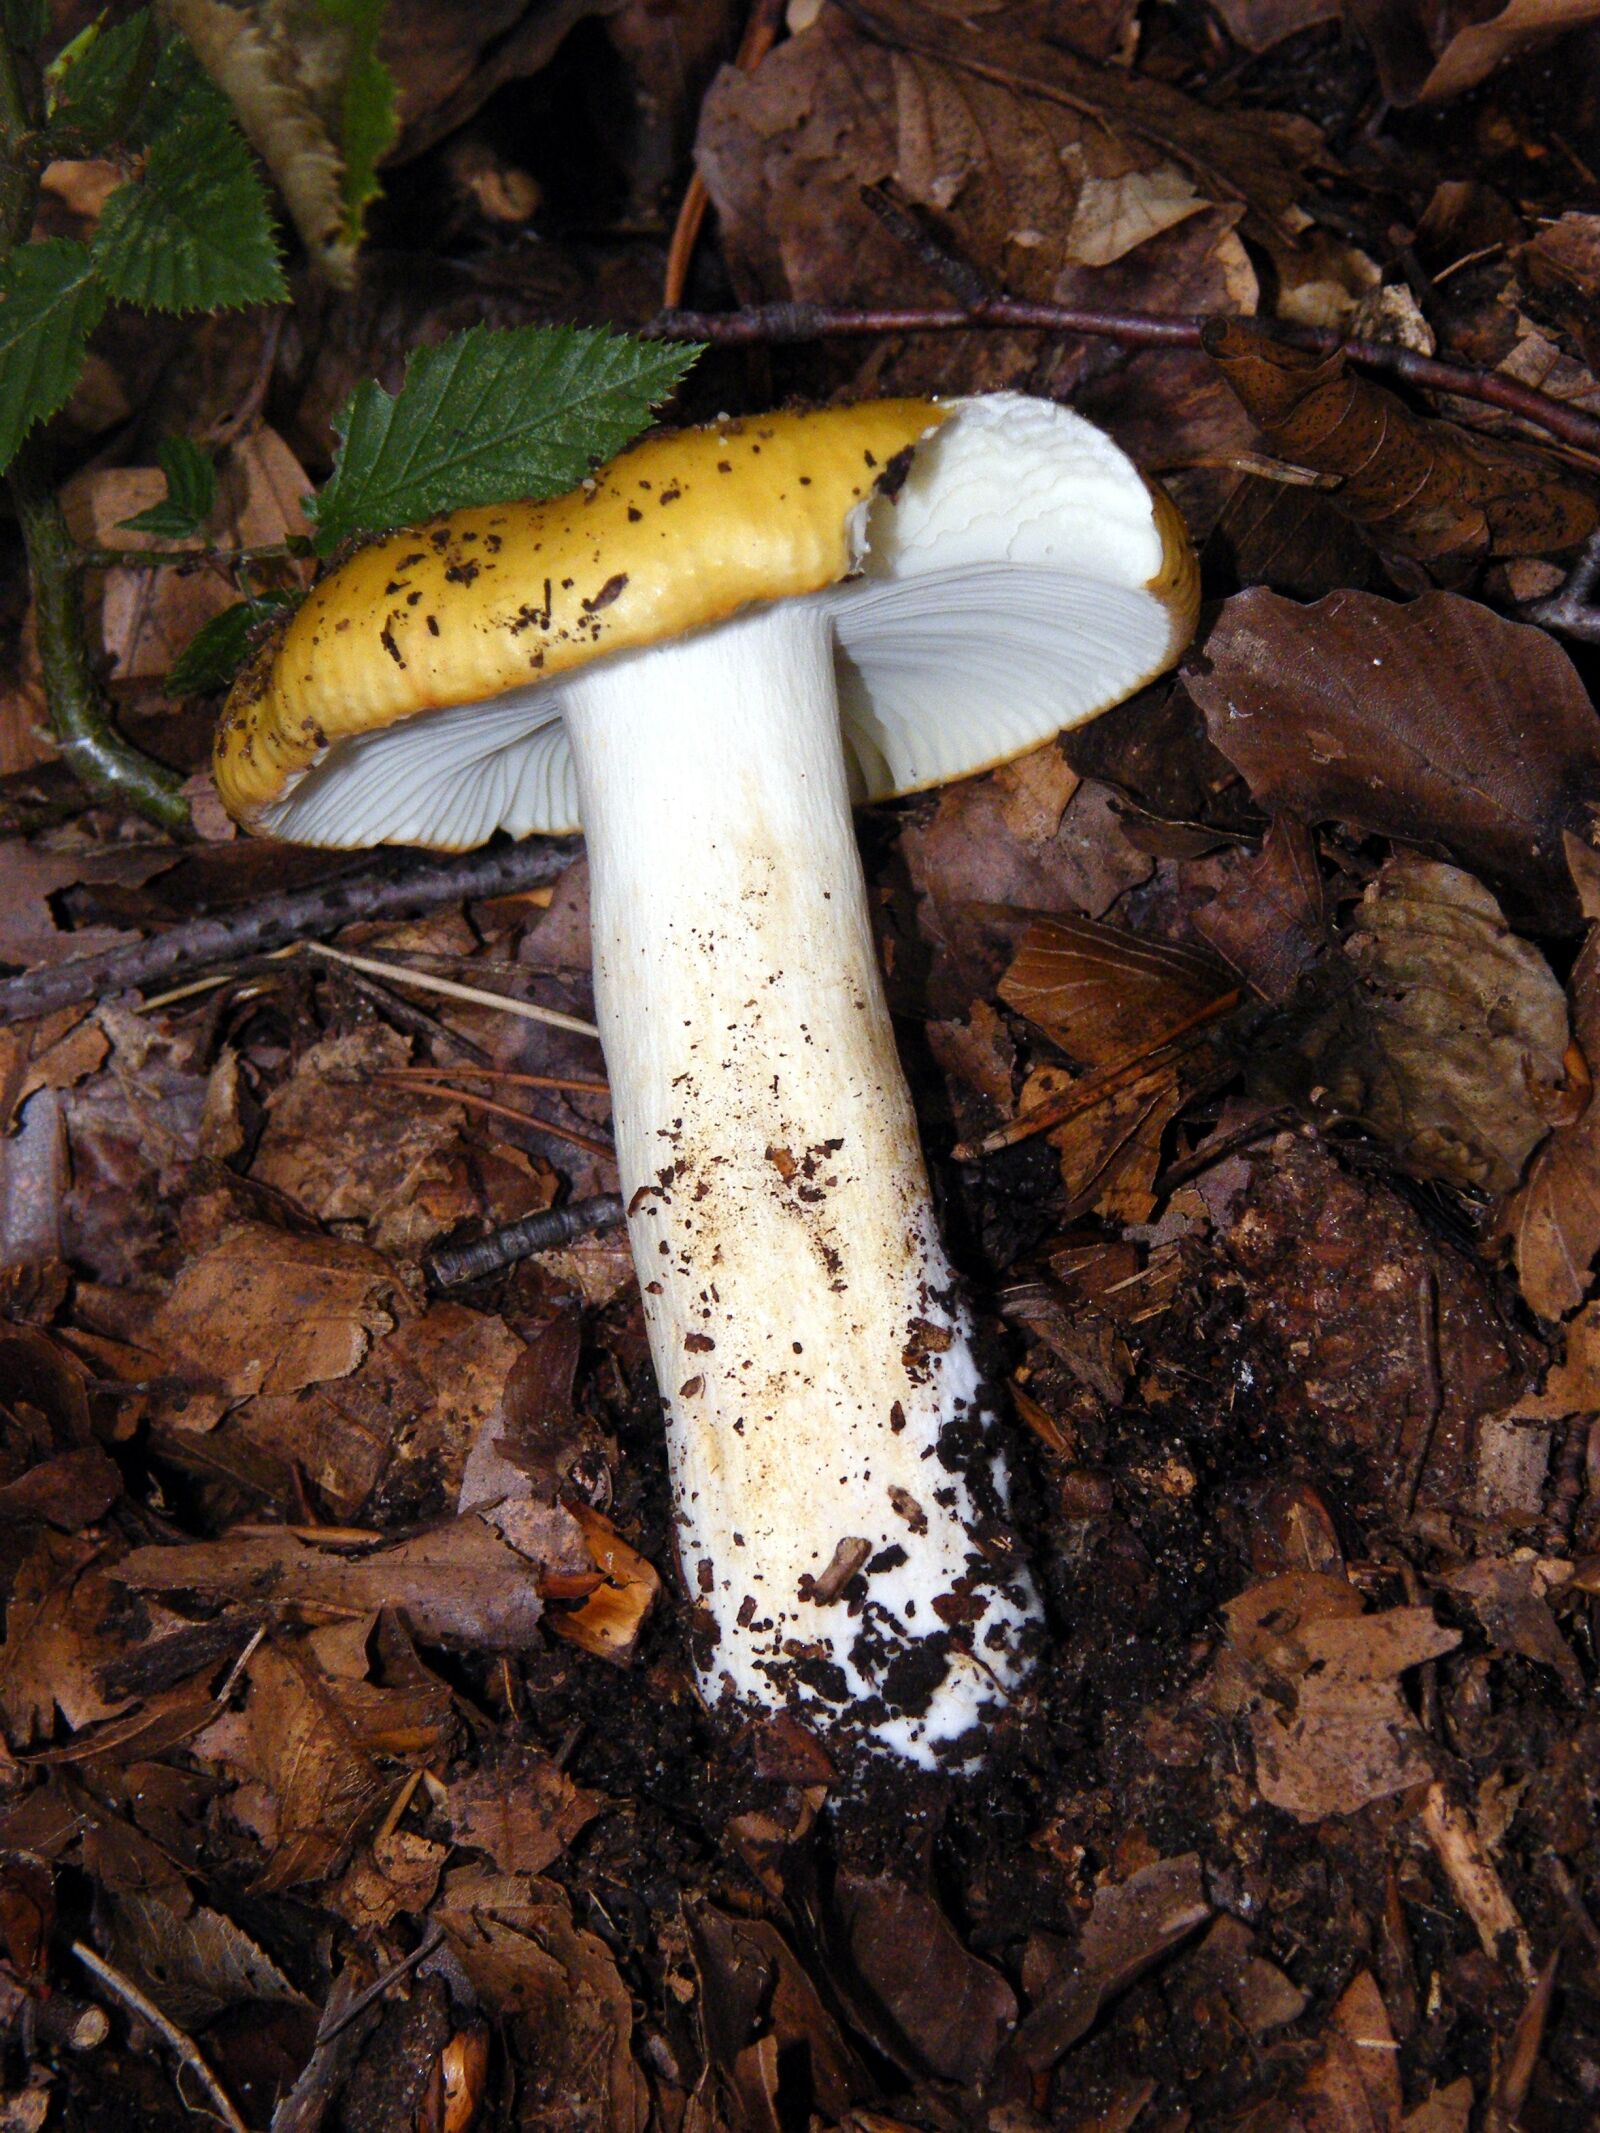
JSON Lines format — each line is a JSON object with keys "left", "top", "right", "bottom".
{"left": 214, "top": 391, "right": 1199, "bottom": 1766}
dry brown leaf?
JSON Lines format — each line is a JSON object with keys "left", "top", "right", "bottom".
{"left": 1295, "top": 1969, "right": 1402, "bottom": 2133}
{"left": 1187, "top": 588, "right": 1600, "bottom": 932}
{"left": 1205, "top": 318, "right": 1598, "bottom": 568}
{"left": 115, "top": 1509, "right": 589, "bottom": 1651}
{"left": 1287, "top": 858, "right": 1571, "bottom": 1194}
{"left": 1212, "top": 0, "right": 1340, "bottom": 50}
{"left": 147, "top": 1219, "right": 410, "bottom": 1432}
{"left": 1346, "top": 0, "right": 1600, "bottom": 104}
{"left": 0, "top": 1534, "right": 133, "bottom": 1745}
{"left": 1499, "top": 869, "right": 1600, "bottom": 1317}
{"left": 446, "top": 1743, "right": 604, "bottom": 1877}
{"left": 1194, "top": 816, "right": 1327, "bottom": 1003}
{"left": 1441, "top": 1558, "right": 1583, "bottom": 1696}
{"left": 436, "top": 1869, "right": 650, "bottom": 2133}
{"left": 833, "top": 1874, "right": 1017, "bottom": 2084}
{"left": 60, "top": 428, "right": 313, "bottom": 686}
{"left": 107, "top": 1892, "right": 306, "bottom": 2027}
{"left": 695, "top": 0, "right": 1264, "bottom": 436}
{"left": 999, "top": 914, "right": 1234, "bottom": 1073}
{"left": 689, "top": 1904, "right": 866, "bottom": 2127}
{"left": 1012, "top": 1854, "right": 1210, "bottom": 2071}
{"left": 1213, "top": 1572, "right": 1459, "bottom": 1821}
{"left": 1402, "top": 2079, "right": 1475, "bottom": 2133}
{"left": 188, "top": 1637, "right": 386, "bottom": 1891}
{"left": 329, "top": 1829, "right": 448, "bottom": 1933}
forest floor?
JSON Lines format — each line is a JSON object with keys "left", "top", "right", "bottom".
{"left": 4, "top": 3, "right": 1600, "bottom": 2129}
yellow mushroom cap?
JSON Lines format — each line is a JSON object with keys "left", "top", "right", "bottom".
{"left": 214, "top": 392, "right": 1198, "bottom": 845}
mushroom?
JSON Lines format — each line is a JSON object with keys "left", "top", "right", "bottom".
{"left": 213, "top": 390, "right": 1199, "bottom": 1767}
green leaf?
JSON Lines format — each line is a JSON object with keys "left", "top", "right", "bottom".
{"left": 117, "top": 434, "right": 217, "bottom": 539}
{"left": 310, "top": 0, "right": 395, "bottom": 246}
{"left": 168, "top": 592, "right": 295, "bottom": 695}
{"left": 307, "top": 325, "right": 702, "bottom": 552}
{"left": 90, "top": 69, "right": 288, "bottom": 313}
{"left": 0, "top": 240, "right": 109, "bottom": 477}
{"left": 46, "top": 11, "right": 158, "bottom": 150}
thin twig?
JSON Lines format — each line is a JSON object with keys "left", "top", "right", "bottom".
{"left": 306, "top": 941, "right": 598, "bottom": 1036}
{"left": 426, "top": 1192, "right": 626, "bottom": 1287}
{"left": 72, "top": 1940, "right": 248, "bottom": 2133}
{"left": 648, "top": 303, "right": 1600, "bottom": 455}
{"left": 72, "top": 536, "right": 312, "bottom": 573}
{"left": 388, "top": 1064, "right": 610, "bottom": 1096}
{"left": 0, "top": 839, "right": 572, "bottom": 1025}
{"left": 378, "top": 1074, "right": 613, "bottom": 1158}
{"left": 662, "top": 0, "right": 786, "bottom": 305}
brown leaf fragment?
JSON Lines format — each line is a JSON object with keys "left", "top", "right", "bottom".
{"left": 1286, "top": 858, "right": 1570, "bottom": 1194}
{"left": 1213, "top": 1571, "right": 1459, "bottom": 1821}
{"left": 1000, "top": 913, "right": 1235, "bottom": 1073}
{"left": 1204, "top": 318, "right": 1597, "bottom": 567}
{"left": 446, "top": 1743, "right": 603, "bottom": 1877}
{"left": 0, "top": 1533, "right": 134, "bottom": 1745}
{"left": 329, "top": 1829, "right": 447, "bottom": 1933}
{"left": 0, "top": 1446, "right": 121, "bottom": 1530}
{"left": 1440, "top": 1559, "right": 1583, "bottom": 1697}
{"left": 546, "top": 1504, "right": 661, "bottom": 1665}
{"left": 689, "top": 1904, "right": 865, "bottom": 2127}
{"left": 1499, "top": 909, "right": 1600, "bottom": 1319}
{"left": 833, "top": 1874, "right": 1018, "bottom": 2084}
{"left": 436, "top": 1869, "right": 649, "bottom": 2133}
{"left": 1295, "top": 1969, "right": 1402, "bottom": 2133}
{"left": 1195, "top": 816, "right": 1327, "bottom": 1003}
{"left": 114, "top": 1509, "right": 587, "bottom": 1651}
{"left": 1211, "top": 0, "right": 1340, "bottom": 52}
{"left": 1187, "top": 588, "right": 1600, "bottom": 931}
{"left": 191, "top": 1637, "right": 385, "bottom": 1891}
{"left": 148, "top": 1220, "right": 410, "bottom": 1431}
{"left": 1011, "top": 1853, "right": 1210, "bottom": 2072}
{"left": 107, "top": 1891, "right": 308, "bottom": 2028}
{"left": 1402, "top": 2078, "right": 1474, "bottom": 2133}
{"left": 1346, "top": 0, "right": 1600, "bottom": 105}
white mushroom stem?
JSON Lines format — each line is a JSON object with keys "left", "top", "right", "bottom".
{"left": 560, "top": 597, "right": 1039, "bottom": 1766}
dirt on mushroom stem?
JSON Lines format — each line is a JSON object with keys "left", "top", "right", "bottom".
{"left": 558, "top": 596, "right": 1042, "bottom": 1765}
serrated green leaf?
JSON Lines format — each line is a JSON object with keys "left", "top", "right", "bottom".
{"left": 91, "top": 73, "right": 288, "bottom": 313}
{"left": 118, "top": 434, "right": 217, "bottom": 538}
{"left": 307, "top": 325, "right": 702, "bottom": 552}
{"left": 0, "top": 240, "right": 109, "bottom": 476}
{"left": 333, "top": 41, "right": 394, "bottom": 246}
{"left": 168, "top": 592, "right": 295, "bottom": 694}
{"left": 46, "top": 12, "right": 158, "bottom": 150}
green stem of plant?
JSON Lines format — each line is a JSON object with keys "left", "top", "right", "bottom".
{"left": 73, "top": 536, "right": 313, "bottom": 571}
{"left": 8, "top": 437, "right": 191, "bottom": 834}
{"left": 1, "top": 15, "right": 192, "bottom": 837}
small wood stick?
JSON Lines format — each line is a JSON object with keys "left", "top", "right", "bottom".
{"left": 304, "top": 941, "right": 599, "bottom": 1036}
{"left": 72, "top": 1940, "right": 248, "bottom": 2133}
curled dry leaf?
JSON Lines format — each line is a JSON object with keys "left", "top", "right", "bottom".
{"left": 1286, "top": 858, "right": 1571, "bottom": 1194}
{"left": 1204, "top": 318, "right": 1598, "bottom": 570}
{"left": 115, "top": 1509, "right": 590, "bottom": 1652}
{"left": 546, "top": 1503, "right": 662, "bottom": 1665}
{"left": 1294, "top": 1969, "right": 1402, "bottom": 2133}
{"left": 1211, "top": 1570, "right": 1459, "bottom": 1821}
{"left": 1346, "top": 0, "right": 1600, "bottom": 105}
{"left": 689, "top": 1904, "right": 866, "bottom": 2127}
{"left": 1186, "top": 588, "right": 1600, "bottom": 931}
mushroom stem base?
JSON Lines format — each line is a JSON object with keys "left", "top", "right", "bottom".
{"left": 561, "top": 599, "right": 1039, "bottom": 1765}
